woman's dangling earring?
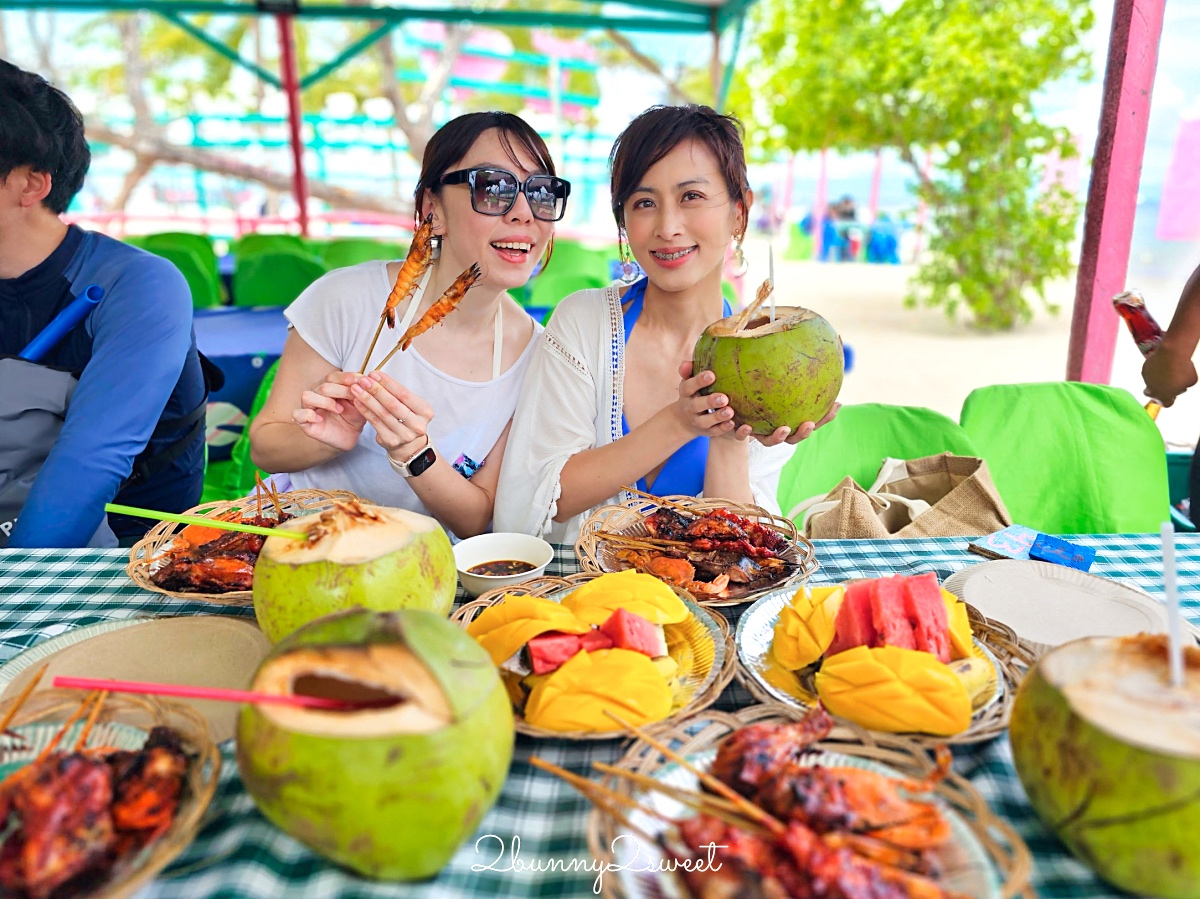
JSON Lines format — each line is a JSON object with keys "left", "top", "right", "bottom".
{"left": 731, "top": 231, "right": 749, "bottom": 277}
{"left": 431, "top": 234, "right": 443, "bottom": 261}
{"left": 618, "top": 231, "right": 639, "bottom": 284}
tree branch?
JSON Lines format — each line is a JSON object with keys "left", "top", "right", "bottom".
{"left": 604, "top": 29, "right": 696, "bottom": 105}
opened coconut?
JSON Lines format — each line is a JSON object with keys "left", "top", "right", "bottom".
{"left": 253, "top": 500, "right": 456, "bottom": 643}
{"left": 237, "top": 608, "right": 514, "bottom": 880}
{"left": 1010, "top": 634, "right": 1200, "bottom": 898}
{"left": 693, "top": 294, "right": 843, "bottom": 436}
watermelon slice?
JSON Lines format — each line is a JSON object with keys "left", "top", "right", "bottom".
{"left": 827, "top": 581, "right": 875, "bottom": 656}
{"left": 579, "top": 629, "right": 615, "bottom": 652}
{"left": 903, "top": 572, "right": 952, "bottom": 662}
{"left": 599, "top": 608, "right": 669, "bottom": 658}
{"left": 869, "top": 576, "right": 917, "bottom": 650}
{"left": 527, "top": 631, "right": 584, "bottom": 674}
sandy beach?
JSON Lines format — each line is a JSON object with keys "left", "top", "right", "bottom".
{"left": 748, "top": 237, "right": 1200, "bottom": 453}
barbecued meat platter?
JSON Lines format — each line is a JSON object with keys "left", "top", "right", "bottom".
{"left": 575, "top": 492, "right": 817, "bottom": 606}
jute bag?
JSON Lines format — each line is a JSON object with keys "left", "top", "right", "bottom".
{"left": 796, "top": 453, "right": 1012, "bottom": 539}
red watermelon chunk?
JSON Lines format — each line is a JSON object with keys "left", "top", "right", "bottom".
{"left": 527, "top": 631, "right": 584, "bottom": 674}
{"left": 599, "top": 608, "right": 668, "bottom": 657}
{"left": 903, "top": 572, "right": 952, "bottom": 663}
{"left": 827, "top": 581, "right": 875, "bottom": 656}
{"left": 870, "top": 576, "right": 917, "bottom": 650}
{"left": 579, "top": 629, "right": 615, "bottom": 652}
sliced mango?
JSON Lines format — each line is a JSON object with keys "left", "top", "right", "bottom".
{"left": 941, "top": 589, "right": 974, "bottom": 661}
{"left": 771, "top": 585, "right": 845, "bottom": 670}
{"left": 815, "top": 645, "right": 972, "bottom": 736}
{"left": 465, "top": 595, "right": 590, "bottom": 666}
{"left": 562, "top": 569, "right": 689, "bottom": 626}
{"left": 524, "top": 648, "right": 673, "bottom": 732}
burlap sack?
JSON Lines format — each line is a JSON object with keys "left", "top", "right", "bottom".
{"left": 798, "top": 453, "right": 1012, "bottom": 539}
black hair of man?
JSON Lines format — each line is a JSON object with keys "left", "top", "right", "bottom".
{"left": 0, "top": 60, "right": 91, "bottom": 215}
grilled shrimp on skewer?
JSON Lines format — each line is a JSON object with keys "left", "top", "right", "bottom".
{"left": 358, "top": 215, "right": 436, "bottom": 373}
{"left": 373, "top": 262, "right": 483, "bottom": 369}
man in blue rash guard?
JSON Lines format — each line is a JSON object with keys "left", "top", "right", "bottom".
{"left": 0, "top": 61, "right": 208, "bottom": 547}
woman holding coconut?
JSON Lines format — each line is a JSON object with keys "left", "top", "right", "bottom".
{"left": 496, "top": 104, "right": 838, "bottom": 543}
{"left": 249, "top": 112, "right": 570, "bottom": 539}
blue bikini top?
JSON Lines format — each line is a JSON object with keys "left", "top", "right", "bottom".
{"left": 620, "top": 278, "right": 733, "bottom": 496}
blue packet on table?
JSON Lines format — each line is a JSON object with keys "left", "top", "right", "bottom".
{"left": 1029, "top": 533, "right": 1096, "bottom": 572}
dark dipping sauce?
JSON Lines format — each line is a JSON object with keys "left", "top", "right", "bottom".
{"left": 468, "top": 559, "right": 537, "bottom": 577}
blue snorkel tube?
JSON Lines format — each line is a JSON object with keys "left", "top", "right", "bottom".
{"left": 18, "top": 285, "right": 105, "bottom": 363}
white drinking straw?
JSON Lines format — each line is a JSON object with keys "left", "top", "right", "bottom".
{"left": 768, "top": 244, "right": 776, "bottom": 324}
{"left": 1161, "top": 521, "right": 1185, "bottom": 688}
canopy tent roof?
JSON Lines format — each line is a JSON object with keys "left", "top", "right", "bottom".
{"left": 0, "top": 0, "right": 756, "bottom": 34}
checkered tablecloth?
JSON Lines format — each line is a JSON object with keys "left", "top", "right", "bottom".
{"left": 3, "top": 535, "right": 1197, "bottom": 898}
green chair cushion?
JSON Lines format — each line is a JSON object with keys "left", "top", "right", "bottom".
{"left": 319, "top": 238, "right": 406, "bottom": 270}
{"left": 234, "top": 233, "right": 310, "bottom": 261}
{"left": 143, "top": 244, "right": 223, "bottom": 309}
{"left": 776, "top": 403, "right": 980, "bottom": 521}
{"left": 959, "top": 382, "right": 1169, "bottom": 534}
{"left": 233, "top": 252, "right": 328, "bottom": 308}
{"left": 220, "top": 359, "right": 281, "bottom": 499}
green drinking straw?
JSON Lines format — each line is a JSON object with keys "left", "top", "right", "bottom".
{"left": 104, "top": 503, "right": 308, "bottom": 539}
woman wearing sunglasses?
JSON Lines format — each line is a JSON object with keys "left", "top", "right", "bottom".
{"left": 250, "top": 112, "right": 569, "bottom": 539}
{"left": 496, "top": 104, "right": 836, "bottom": 542}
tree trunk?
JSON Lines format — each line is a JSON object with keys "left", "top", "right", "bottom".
{"left": 86, "top": 120, "right": 411, "bottom": 216}
{"left": 605, "top": 29, "right": 696, "bottom": 105}
{"left": 376, "top": 23, "right": 468, "bottom": 164}
{"left": 109, "top": 153, "right": 155, "bottom": 212}
{"left": 25, "top": 11, "right": 59, "bottom": 81}
{"left": 107, "top": 12, "right": 156, "bottom": 213}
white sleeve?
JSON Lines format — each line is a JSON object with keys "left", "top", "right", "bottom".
{"left": 496, "top": 294, "right": 604, "bottom": 538}
{"left": 748, "top": 440, "right": 793, "bottom": 517}
{"left": 283, "top": 266, "right": 373, "bottom": 370}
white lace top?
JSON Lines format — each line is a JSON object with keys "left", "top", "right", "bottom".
{"left": 495, "top": 285, "right": 791, "bottom": 544}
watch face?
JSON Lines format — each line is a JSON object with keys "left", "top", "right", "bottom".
{"left": 408, "top": 446, "right": 437, "bottom": 477}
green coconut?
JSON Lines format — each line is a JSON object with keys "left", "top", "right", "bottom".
{"left": 1010, "top": 634, "right": 1200, "bottom": 898}
{"left": 253, "top": 501, "right": 456, "bottom": 643}
{"left": 237, "top": 608, "right": 514, "bottom": 880}
{"left": 693, "top": 305, "right": 843, "bottom": 436}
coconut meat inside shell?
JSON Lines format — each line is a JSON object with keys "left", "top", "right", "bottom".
{"left": 263, "top": 502, "right": 440, "bottom": 566}
{"left": 704, "top": 306, "right": 819, "bottom": 338}
{"left": 1049, "top": 634, "right": 1200, "bottom": 757}
{"left": 254, "top": 643, "right": 453, "bottom": 737}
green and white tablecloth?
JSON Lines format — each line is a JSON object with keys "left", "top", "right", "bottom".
{"left": 2, "top": 535, "right": 1198, "bottom": 898}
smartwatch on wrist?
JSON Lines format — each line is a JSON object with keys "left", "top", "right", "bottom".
{"left": 389, "top": 437, "right": 437, "bottom": 479}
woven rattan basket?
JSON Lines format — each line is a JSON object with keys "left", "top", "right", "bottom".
{"left": 586, "top": 703, "right": 1034, "bottom": 899}
{"left": 452, "top": 572, "right": 736, "bottom": 741}
{"left": 736, "top": 601, "right": 1037, "bottom": 748}
{"left": 126, "top": 489, "right": 360, "bottom": 606}
{"left": 0, "top": 689, "right": 221, "bottom": 899}
{"left": 575, "top": 494, "right": 817, "bottom": 607}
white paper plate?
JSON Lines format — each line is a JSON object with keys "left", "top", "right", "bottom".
{"left": 948, "top": 559, "right": 1183, "bottom": 655}
{"left": 612, "top": 747, "right": 1000, "bottom": 899}
{"left": 0, "top": 616, "right": 269, "bottom": 742}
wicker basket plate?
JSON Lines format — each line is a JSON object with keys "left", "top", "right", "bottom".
{"left": 0, "top": 690, "right": 221, "bottom": 899}
{"left": 452, "top": 572, "right": 736, "bottom": 741}
{"left": 575, "top": 494, "right": 818, "bottom": 607}
{"left": 126, "top": 488, "right": 360, "bottom": 606}
{"left": 734, "top": 584, "right": 1034, "bottom": 747}
{"left": 588, "top": 705, "right": 1033, "bottom": 899}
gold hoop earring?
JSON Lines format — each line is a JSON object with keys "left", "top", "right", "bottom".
{"left": 618, "top": 230, "right": 639, "bottom": 284}
{"left": 731, "top": 232, "right": 748, "bottom": 277}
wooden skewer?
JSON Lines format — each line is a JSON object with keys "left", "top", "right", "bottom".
{"left": 0, "top": 664, "right": 49, "bottom": 736}
{"left": 36, "top": 691, "right": 101, "bottom": 765}
{"left": 603, "top": 710, "right": 787, "bottom": 836}
{"left": 530, "top": 757, "right": 661, "bottom": 845}
{"left": 730, "top": 279, "right": 772, "bottom": 334}
{"left": 74, "top": 690, "right": 109, "bottom": 752}
{"left": 621, "top": 487, "right": 701, "bottom": 518}
{"left": 591, "top": 761, "right": 767, "bottom": 834}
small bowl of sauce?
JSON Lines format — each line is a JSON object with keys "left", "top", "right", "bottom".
{"left": 453, "top": 533, "right": 555, "bottom": 597}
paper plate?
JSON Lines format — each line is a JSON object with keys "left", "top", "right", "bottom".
{"left": 735, "top": 585, "right": 1007, "bottom": 745}
{"left": 946, "top": 559, "right": 1182, "bottom": 656}
{"left": 610, "top": 747, "right": 1001, "bottom": 899}
{"left": 0, "top": 616, "right": 270, "bottom": 742}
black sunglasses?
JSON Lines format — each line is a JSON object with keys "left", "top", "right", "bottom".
{"left": 440, "top": 167, "right": 571, "bottom": 222}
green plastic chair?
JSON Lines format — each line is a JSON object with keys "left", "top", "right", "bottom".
{"left": 546, "top": 238, "right": 614, "bottom": 283}
{"left": 529, "top": 271, "right": 610, "bottom": 310}
{"left": 959, "top": 382, "right": 1169, "bottom": 534}
{"left": 144, "top": 244, "right": 223, "bottom": 309}
{"left": 143, "top": 231, "right": 220, "bottom": 282}
{"left": 318, "top": 238, "right": 406, "bottom": 270}
{"left": 233, "top": 252, "right": 329, "bottom": 307}
{"left": 776, "top": 403, "right": 981, "bottom": 522}
{"left": 219, "top": 359, "right": 281, "bottom": 499}
{"left": 234, "top": 233, "right": 310, "bottom": 261}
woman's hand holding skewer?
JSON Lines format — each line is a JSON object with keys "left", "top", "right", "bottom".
{"left": 350, "top": 371, "right": 433, "bottom": 462}
{"left": 292, "top": 371, "right": 367, "bottom": 452}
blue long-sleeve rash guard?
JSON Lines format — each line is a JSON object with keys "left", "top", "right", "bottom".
{"left": 1, "top": 226, "right": 205, "bottom": 547}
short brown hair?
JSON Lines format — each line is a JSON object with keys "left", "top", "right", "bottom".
{"left": 609, "top": 105, "right": 751, "bottom": 230}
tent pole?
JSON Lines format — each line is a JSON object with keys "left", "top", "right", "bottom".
{"left": 1066, "top": 0, "right": 1165, "bottom": 383}
{"left": 276, "top": 12, "right": 310, "bottom": 237}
